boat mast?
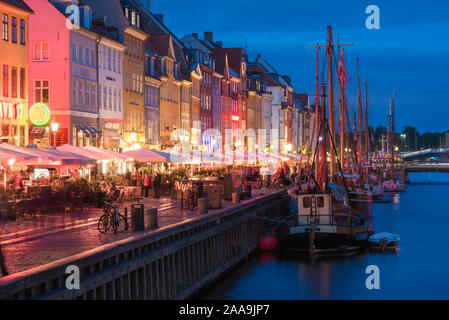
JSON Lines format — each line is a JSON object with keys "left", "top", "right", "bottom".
{"left": 364, "top": 80, "right": 369, "bottom": 165}
{"left": 357, "top": 57, "right": 363, "bottom": 165}
{"left": 391, "top": 91, "right": 396, "bottom": 181}
{"left": 327, "top": 26, "right": 336, "bottom": 181}
{"left": 315, "top": 43, "right": 320, "bottom": 181}
{"left": 339, "top": 49, "right": 345, "bottom": 171}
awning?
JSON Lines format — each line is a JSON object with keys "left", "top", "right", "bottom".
{"left": 83, "top": 125, "right": 96, "bottom": 138}
{"left": 76, "top": 124, "right": 91, "bottom": 137}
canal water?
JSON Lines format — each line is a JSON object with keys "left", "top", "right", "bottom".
{"left": 201, "top": 172, "right": 449, "bottom": 300}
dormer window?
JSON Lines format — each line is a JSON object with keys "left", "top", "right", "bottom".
{"left": 131, "top": 10, "right": 136, "bottom": 26}
{"left": 124, "top": 7, "right": 129, "bottom": 19}
{"left": 136, "top": 13, "right": 140, "bottom": 28}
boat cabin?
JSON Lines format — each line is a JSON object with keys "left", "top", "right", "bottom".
{"left": 297, "top": 193, "right": 332, "bottom": 225}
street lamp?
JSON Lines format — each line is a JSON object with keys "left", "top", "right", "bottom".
{"left": 50, "top": 121, "right": 59, "bottom": 147}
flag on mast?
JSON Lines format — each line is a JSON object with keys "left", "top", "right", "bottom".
{"left": 338, "top": 48, "right": 349, "bottom": 88}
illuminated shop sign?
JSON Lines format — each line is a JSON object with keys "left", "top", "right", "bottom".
{"left": 29, "top": 103, "right": 51, "bottom": 127}
{"left": 0, "top": 101, "right": 23, "bottom": 120}
{"left": 231, "top": 115, "right": 240, "bottom": 122}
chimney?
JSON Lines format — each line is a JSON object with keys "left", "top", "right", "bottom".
{"left": 192, "top": 33, "right": 198, "bottom": 39}
{"left": 216, "top": 41, "right": 223, "bottom": 48}
{"left": 256, "top": 53, "right": 261, "bottom": 63}
{"left": 204, "top": 31, "right": 213, "bottom": 43}
{"left": 143, "top": 0, "right": 151, "bottom": 11}
{"left": 154, "top": 14, "right": 164, "bottom": 24}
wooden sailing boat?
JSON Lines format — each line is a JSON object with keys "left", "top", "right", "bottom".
{"left": 276, "top": 26, "right": 370, "bottom": 254}
{"left": 383, "top": 91, "right": 406, "bottom": 192}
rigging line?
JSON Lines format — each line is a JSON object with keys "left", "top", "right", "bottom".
{"left": 327, "top": 123, "right": 351, "bottom": 199}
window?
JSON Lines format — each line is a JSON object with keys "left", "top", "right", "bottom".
{"left": 117, "top": 52, "right": 121, "bottom": 73}
{"left": 118, "top": 89, "right": 122, "bottom": 111}
{"left": 303, "top": 197, "right": 310, "bottom": 208}
{"left": 112, "top": 50, "right": 116, "bottom": 72}
{"left": 2, "top": 65, "right": 8, "bottom": 97}
{"left": 20, "top": 68, "right": 25, "bottom": 99}
{"left": 11, "top": 67, "right": 17, "bottom": 98}
{"left": 72, "top": 79, "right": 77, "bottom": 106}
{"left": 91, "top": 84, "right": 96, "bottom": 110}
{"left": 91, "top": 50, "right": 95, "bottom": 68}
{"left": 11, "top": 17, "right": 17, "bottom": 43}
{"left": 79, "top": 80, "right": 84, "bottom": 106}
{"left": 78, "top": 45, "right": 83, "bottom": 65}
{"left": 19, "top": 19, "right": 25, "bottom": 45}
{"left": 103, "top": 45, "right": 107, "bottom": 69}
{"left": 34, "top": 42, "right": 49, "bottom": 61}
{"left": 108, "top": 88, "right": 112, "bottom": 111}
{"left": 2, "top": 14, "right": 7, "bottom": 41}
{"left": 103, "top": 86, "right": 107, "bottom": 109}
{"left": 35, "top": 80, "right": 49, "bottom": 103}
{"left": 131, "top": 10, "right": 136, "bottom": 26}
{"left": 85, "top": 82, "right": 90, "bottom": 107}
{"left": 72, "top": 43, "right": 77, "bottom": 62}
{"left": 114, "top": 88, "right": 117, "bottom": 111}
{"left": 85, "top": 48, "right": 89, "bottom": 67}
{"left": 108, "top": 48, "right": 111, "bottom": 70}
{"left": 318, "top": 196, "right": 325, "bottom": 208}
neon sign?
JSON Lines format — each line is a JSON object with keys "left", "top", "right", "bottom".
{"left": 29, "top": 103, "right": 51, "bottom": 127}
{"left": 0, "top": 102, "right": 23, "bottom": 120}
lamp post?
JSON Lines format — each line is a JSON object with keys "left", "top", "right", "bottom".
{"left": 50, "top": 121, "right": 59, "bottom": 147}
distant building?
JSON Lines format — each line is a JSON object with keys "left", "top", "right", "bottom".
{"left": 0, "top": 0, "right": 33, "bottom": 147}
{"left": 445, "top": 131, "right": 449, "bottom": 149}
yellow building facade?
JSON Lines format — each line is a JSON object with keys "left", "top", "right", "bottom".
{"left": 0, "top": 1, "right": 32, "bottom": 147}
{"left": 122, "top": 27, "right": 148, "bottom": 151}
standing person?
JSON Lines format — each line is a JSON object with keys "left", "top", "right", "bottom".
{"left": 153, "top": 171, "right": 161, "bottom": 199}
{"left": 143, "top": 171, "right": 151, "bottom": 198}
{"left": 0, "top": 244, "right": 8, "bottom": 277}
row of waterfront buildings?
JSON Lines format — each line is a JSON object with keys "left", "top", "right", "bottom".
{"left": 0, "top": 0, "right": 315, "bottom": 156}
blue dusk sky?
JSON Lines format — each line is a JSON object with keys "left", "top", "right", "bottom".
{"left": 150, "top": 0, "right": 449, "bottom": 133}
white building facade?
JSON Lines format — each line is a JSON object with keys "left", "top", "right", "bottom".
{"left": 98, "top": 37, "right": 125, "bottom": 152}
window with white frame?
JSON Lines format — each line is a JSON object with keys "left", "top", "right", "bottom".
{"left": 2, "top": 14, "right": 8, "bottom": 41}
{"left": 34, "top": 80, "right": 49, "bottom": 103}
{"left": 34, "top": 42, "right": 49, "bottom": 61}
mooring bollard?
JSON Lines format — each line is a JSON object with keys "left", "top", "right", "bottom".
{"left": 198, "top": 198, "right": 208, "bottom": 214}
{"left": 131, "top": 203, "right": 145, "bottom": 231}
{"left": 145, "top": 208, "right": 159, "bottom": 229}
{"left": 232, "top": 192, "right": 240, "bottom": 204}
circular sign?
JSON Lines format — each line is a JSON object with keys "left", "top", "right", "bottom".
{"left": 29, "top": 103, "right": 51, "bottom": 127}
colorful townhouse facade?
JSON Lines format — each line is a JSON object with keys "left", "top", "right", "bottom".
{"left": 144, "top": 49, "right": 161, "bottom": 149}
{"left": 0, "top": 0, "right": 32, "bottom": 147}
{"left": 94, "top": 23, "right": 125, "bottom": 153}
{"left": 26, "top": 0, "right": 101, "bottom": 148}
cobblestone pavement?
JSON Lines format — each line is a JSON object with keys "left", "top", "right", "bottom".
{"left": 0, "top": 188, "right": 274, "bottom": 275}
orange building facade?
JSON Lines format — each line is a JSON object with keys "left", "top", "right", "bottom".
{"left": 0, "top": 0, "right": 32, "bottom": 147}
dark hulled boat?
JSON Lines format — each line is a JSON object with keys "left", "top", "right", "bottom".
{"left": 276, "top": 186, "right": 370, "bottom": 254}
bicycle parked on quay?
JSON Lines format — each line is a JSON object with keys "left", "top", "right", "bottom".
{"left": 98, "top": 200, "right": 128, "bottom": 234}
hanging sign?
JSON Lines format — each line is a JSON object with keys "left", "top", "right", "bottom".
{"left": 0, "top": 101, "right": 23, "bottom": 120}
{"left": 29, "top": 103, "right": 51, "bottom": 127}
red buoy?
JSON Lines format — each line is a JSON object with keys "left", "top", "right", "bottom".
{"left": 258, "top": 231, "right": 279, "bottom": 252}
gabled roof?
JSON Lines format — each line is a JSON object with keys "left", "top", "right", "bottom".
{"left": 293, "top": 93, "right": 308, "bottom": 106}
{"left": 247, "top": 64, "right": 280, "bottom": 87}
{"left": 150, "top": 33, "right": 175, "bottom": 60}
{"left": 181, "top": 34, "right": 212, "bottom": 54}
{"left": 1, "top": 0, "right": 33, "bottom": 13}
{"left": 211, "top": 47, "right": 243, "bottom": 77}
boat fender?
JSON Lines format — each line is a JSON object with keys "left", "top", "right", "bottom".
{"left": 259, "top": 230, "right": 279, "bottom": 252}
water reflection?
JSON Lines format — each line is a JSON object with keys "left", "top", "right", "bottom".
{"left": 202, "top": 173, "right": 449, "bottom": 300}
